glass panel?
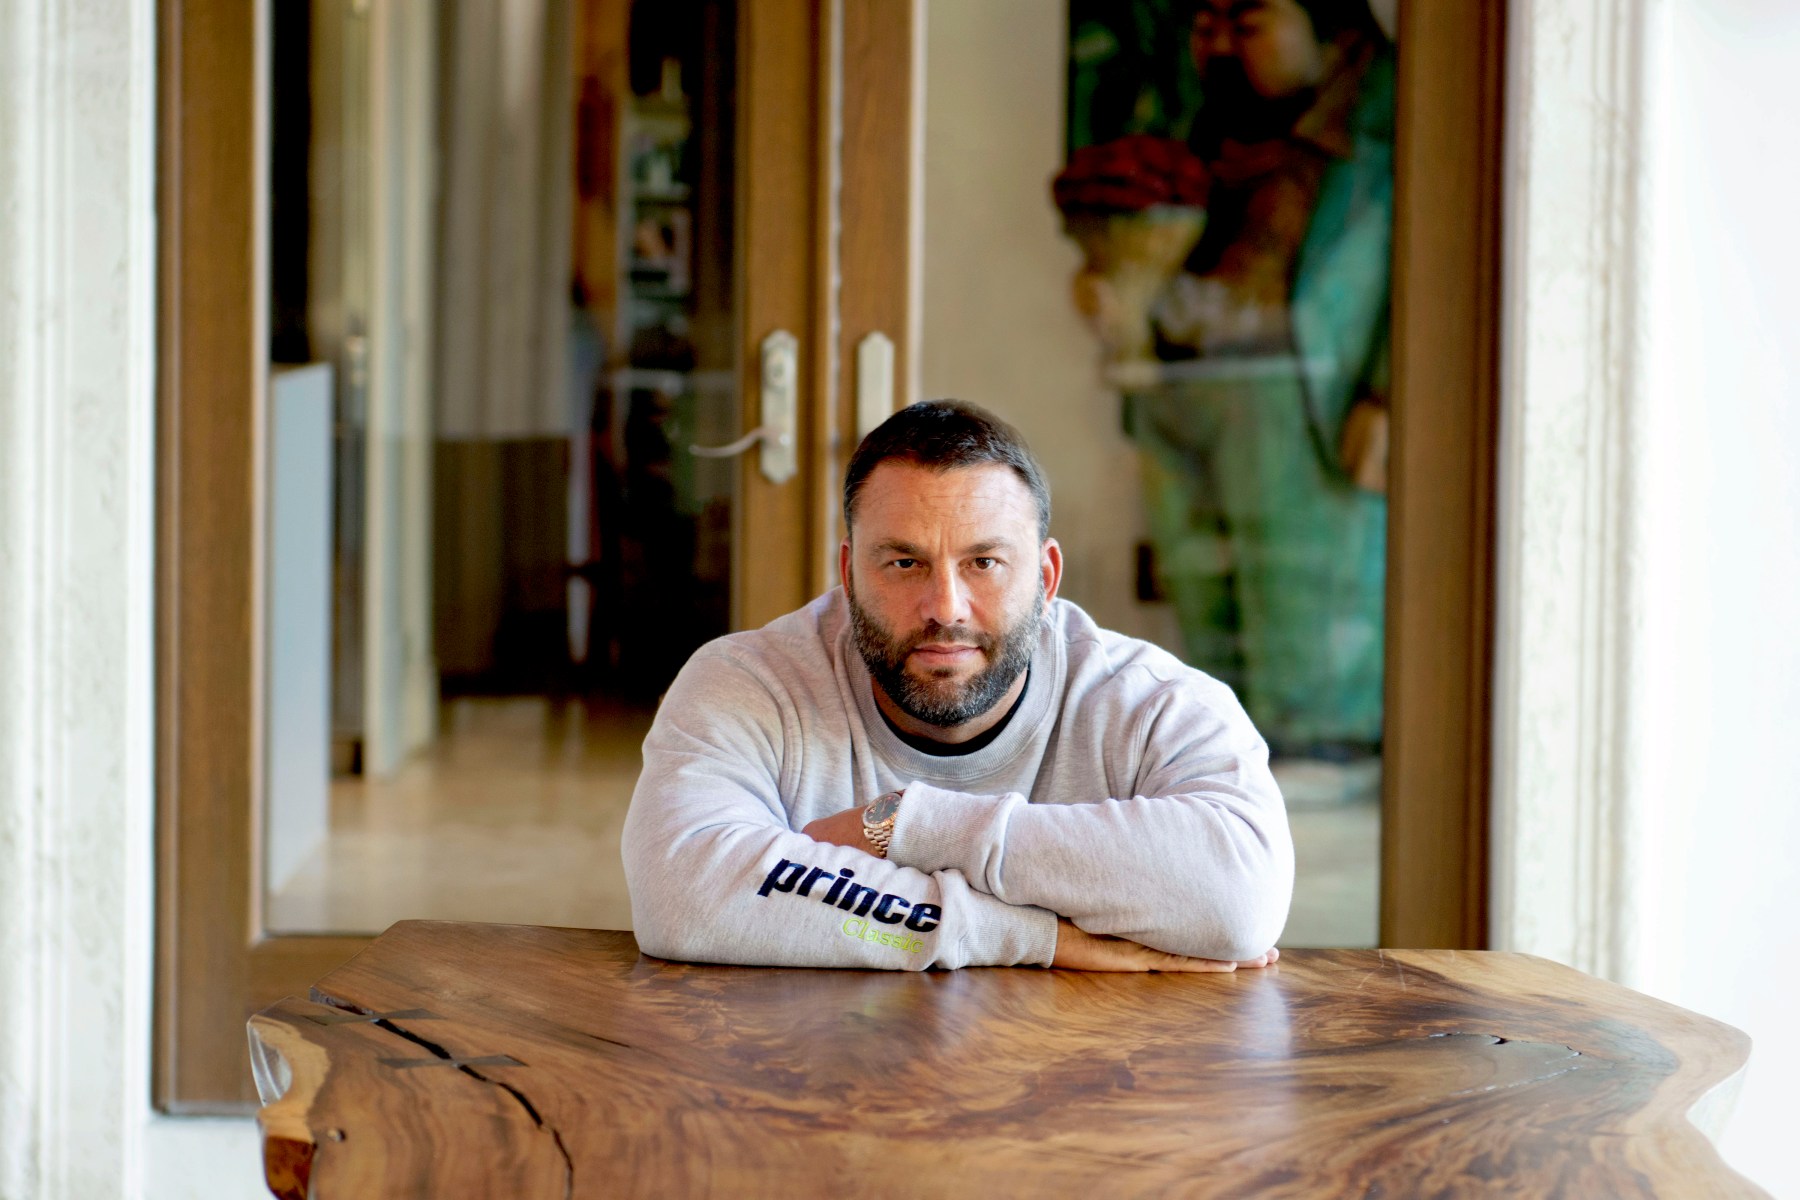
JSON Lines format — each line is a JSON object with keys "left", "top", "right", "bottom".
{"left": 920, "top": 0, "right": 1392, "bottom": 946}
{"left": 262, "top": 0, "right": 738, "bottom": 935}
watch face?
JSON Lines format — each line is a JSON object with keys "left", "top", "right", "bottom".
{"left": 866, "top": 791, "right": 902, "bottom": 824}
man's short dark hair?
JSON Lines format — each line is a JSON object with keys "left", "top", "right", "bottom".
{"left": 842, "top": 400, "right": 1052, "bottom": 541}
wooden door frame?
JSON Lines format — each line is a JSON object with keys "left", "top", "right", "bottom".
{"left": 155, "top": 0, "right": 1500, "bottom": 1110}
{"left": 732, "top": 0, "right": 834, "bottom": 626}
{"left": 1381, "top": 0, "right": 1507, "bottom": 949}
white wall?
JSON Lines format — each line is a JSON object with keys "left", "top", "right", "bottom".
{"left": 1634, "top": 2, "right": 1800, "bottom": 1189}
{"left": 919, "top": 0, "right": 1179, "bottom": 649}
{"left": 0, "top": 1, "right": 158, "bottom": 1193}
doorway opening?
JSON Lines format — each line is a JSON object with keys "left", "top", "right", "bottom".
{"left": 263, "top": 0, "right": 738, "bottom": 935}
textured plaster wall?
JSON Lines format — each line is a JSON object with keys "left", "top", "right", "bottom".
{"left": 1492, "top": 0, "right": 1658, "bottom": 981}
{"left": 0, "top": 0, "right": 154, "bottom": 1193}
{"left": 918, "top": 0, "right": 1179, "bottom": 650}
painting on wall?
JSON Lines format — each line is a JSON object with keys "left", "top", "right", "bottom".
{"left": 1057, "top": 0, "right": 1397, "bottom": 792}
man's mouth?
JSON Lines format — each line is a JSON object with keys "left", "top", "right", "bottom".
{"left": 911, "top": 643, "right": 980, "bottom": 659}
{"left": 907, "top": 642, "right": 984, "bottom": 669}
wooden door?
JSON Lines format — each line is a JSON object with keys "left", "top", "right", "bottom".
{"left": 156, "top": 0, "right": 920, "bottom": 1110}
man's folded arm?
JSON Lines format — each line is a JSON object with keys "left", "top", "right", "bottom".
{"left": 620, "top": 649, "right": 1058, "bottom": 971}
{"left": 885, "top": 676, "right": 1294, "bottom": 962}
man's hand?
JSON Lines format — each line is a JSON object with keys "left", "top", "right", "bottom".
{"left": 1051, "top": 917, "right": 1278, "bottom": 973}
{"left": 801, "top": 805, "right": 872, "bottom": 853}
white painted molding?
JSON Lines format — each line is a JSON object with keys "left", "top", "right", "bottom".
{"left": 0, "top": 6, "right": 50, "bottom": 1195}
{"left": 1491, "top": 0, "right": 1665, "bottom": 984}
{"left": 0, "top": 0, "right": 157, "bottom": 1196}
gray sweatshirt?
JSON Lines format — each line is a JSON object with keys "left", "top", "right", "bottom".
{"left": 621, "top": 590, "right": 1292, "bottom": 970}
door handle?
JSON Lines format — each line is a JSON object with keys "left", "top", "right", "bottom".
{"left": 689, "top": 425, "right": 788, "bottom": 458}
{"left": 855, "top": 332, "right": 895, "bottom": 438}
{"left": 687, "top": 330, "right": 798, "bottom": 484}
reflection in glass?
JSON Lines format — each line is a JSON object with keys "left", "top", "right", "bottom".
{"left": 1059, "top": 0, "right": 1396, "bottom": 945}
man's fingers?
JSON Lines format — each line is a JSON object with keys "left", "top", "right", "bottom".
{"left": 1150, "top": 952, "right": 1237, "bottom": 973}
{"left": 1052, "top": 920, "right": 1284, "bottom": 973}
{"left": 1157, "top": 947, "right": 1281, "bottom": 972}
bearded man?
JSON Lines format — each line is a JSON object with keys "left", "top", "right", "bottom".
{"left": 622, "top": 401, "right": 1292, "bottom": 972}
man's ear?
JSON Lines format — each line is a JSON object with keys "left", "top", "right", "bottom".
{"left": 839, "top": 538, "right": 852, "bottom": 593}
{"left": 1041, "top": 538, "right": 1063, "bottom": 606}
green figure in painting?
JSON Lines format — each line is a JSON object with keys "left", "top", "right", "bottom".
{"left": 1070, "top": 0, "right": 1393, "bottom": 783}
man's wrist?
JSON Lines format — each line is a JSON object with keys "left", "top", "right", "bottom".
{"left": 862, "top": 789, "right": 904, "bottom": 857}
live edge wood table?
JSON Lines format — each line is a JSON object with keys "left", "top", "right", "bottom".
{"left": 248, "top": 922, "right": 1760, "bottom": 1198}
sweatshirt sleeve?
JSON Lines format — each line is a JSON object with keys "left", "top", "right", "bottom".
{"left": 621, "top": 645, "right": 1059, "bottom": 971}
{"left": 884, "top": 672, "right": 1293, "bottom": 962}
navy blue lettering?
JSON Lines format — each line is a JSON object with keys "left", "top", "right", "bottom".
{"left": 904, "top": 903, "right": 942, "bottom": 933}
{"left": 837, "top": 882, "right": 879, "bottom": 917}
{"left": 823, "top": 867, "right": 854, "bottom": 905}
{"left": 751, "top": 856, "right": 937, "bottom": 937}
{"left": 757, "top": 859, "right": 806, "bottom": 897}
{"left": 872, "top": 892, "right": 910, "bottom": 924}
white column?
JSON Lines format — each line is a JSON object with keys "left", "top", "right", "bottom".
{"left": 0, "top": 0, "right": 157, "bottom": 1195}
{"left": 1490, "top": 0, "right": 1666, "bottom": 984}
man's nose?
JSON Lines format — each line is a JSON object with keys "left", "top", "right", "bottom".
{"left": 920, "top": 568, "right": 971, "bottom": 629}
{"left": 1202, "top": 23, "right": 1234, "bottom": 60}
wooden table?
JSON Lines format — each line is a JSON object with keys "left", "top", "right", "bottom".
{"left": 249, "top": 921, "right": 1761, "bottom": 1198}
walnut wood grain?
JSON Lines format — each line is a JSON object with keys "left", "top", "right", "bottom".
{"left": 250, "top": 922, "right": 1761, "bottom": 1198}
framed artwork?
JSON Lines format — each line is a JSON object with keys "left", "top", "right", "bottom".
{"left": 1058, "top": 0, "right": 1397, "bottom": 777}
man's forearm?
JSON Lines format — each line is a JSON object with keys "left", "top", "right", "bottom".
{"left": 623, "top": 798, "right": 1059, "bottom": 971}
{"left": 883, "top": 780, "right": 1292, "bottom": 962}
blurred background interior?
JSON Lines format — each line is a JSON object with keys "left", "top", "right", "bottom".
{"left": 261, "top": 0, "right": 1389, "bottom": 948}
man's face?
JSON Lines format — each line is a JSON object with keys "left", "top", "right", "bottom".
{"left": 841, "top": 462, "right": 1060, "bottom": 731}
{"left": 1190, "top": 0, "right": 1327, "bottom": 101}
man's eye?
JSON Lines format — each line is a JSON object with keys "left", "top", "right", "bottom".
{"left": 971, "top": 557, "right": 997, "bottom": 570}
{"left": 891, "top": 558, "right": 917, "bottom": 570}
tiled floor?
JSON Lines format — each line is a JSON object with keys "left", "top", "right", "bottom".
{"left": 268, "top": 696, "right": 1381, "bottom": 949}
{"left": 266, "top": 696, "right": 651, "bottom": 935}
{"left": 1281, "top": 799, "right": 1380, "bottom": 947}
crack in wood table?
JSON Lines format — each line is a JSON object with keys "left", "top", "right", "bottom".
{"left": 247, "top": 921, "right": 1761, "bottom": 1198}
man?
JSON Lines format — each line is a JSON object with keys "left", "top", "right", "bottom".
{"left": 622, "top": 401, "right": 1291, "bottom": 972}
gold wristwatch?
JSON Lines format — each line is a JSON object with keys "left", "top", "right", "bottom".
{"left": 862, "top": 789, "right": 904, "bottom": 858}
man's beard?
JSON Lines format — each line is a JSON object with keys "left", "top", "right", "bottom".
{"left": 848, "top": 580, "right": 1043, "bottom": 730}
